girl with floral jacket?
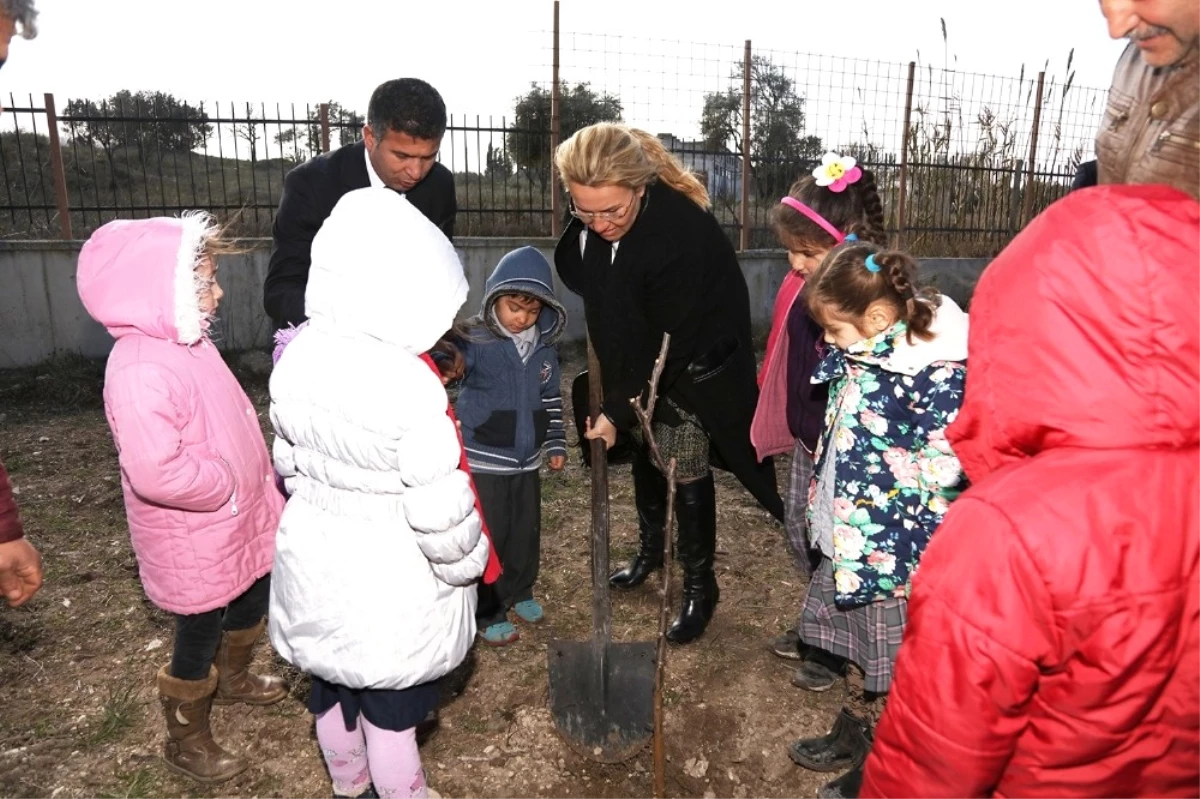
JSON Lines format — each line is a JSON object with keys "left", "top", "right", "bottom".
{"left": 787, "top": 243, "right": 968, "bottom": 799}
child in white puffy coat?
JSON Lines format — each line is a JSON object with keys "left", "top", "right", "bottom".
{"left": 269, "top": 188, "right": 489, "bottom": 799}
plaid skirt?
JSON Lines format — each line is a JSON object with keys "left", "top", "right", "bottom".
{"left": 799, "top": 557, "right": 908, "bottom": 693}
{"left": 784, "top": 439, "right": 816, "bottom": 576}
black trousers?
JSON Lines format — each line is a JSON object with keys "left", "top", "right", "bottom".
{"left": 474, "top": 470, "right": 541, "bottom": 627}
{"left": 170, "top": 574, "right": 271, "bottom": 680}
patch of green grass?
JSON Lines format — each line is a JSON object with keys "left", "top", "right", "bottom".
{"left": 456, "top": 713, "right": 489, "bottom": 734}
{"left": 1, "top": 451, "right": 27, "bottom": 474}
{"left": 27, "top": 717, "right": 57, "bottom": 741}
{"left": 0, "top": 615, "right": 42, "bottom": 656}
{"left": 98, "top": 767, "right": 160, "bottom": 799}
{"left": 90, "top": 682, "right": 141, "bottom": 746}
{"left": 254, "top": 772, "right": 285, "bottom": 794}
{"left": 0, "top": 353, "right": 106, "bottom": 411}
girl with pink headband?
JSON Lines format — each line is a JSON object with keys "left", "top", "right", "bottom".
{"left": 752, "top": 152, "right": 886, "bottom": 784}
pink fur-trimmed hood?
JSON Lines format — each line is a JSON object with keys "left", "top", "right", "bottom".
{"left": 77, "top": 213, "right": 216, "bottom": 346}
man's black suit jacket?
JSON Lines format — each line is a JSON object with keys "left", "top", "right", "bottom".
{"left": 263, "top": 140, "right": 457, "bottom": 329}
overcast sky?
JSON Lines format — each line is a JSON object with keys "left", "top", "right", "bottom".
{"left": 2, "top": 0, "right": 1125, "bottom": 165}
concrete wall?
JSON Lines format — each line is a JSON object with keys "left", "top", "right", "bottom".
{"left": 0, "top": 238, "right": 989, "bottom": 369}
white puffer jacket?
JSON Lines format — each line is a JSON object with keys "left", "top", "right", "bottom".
{"left": 268, "top": 188, "right": 489, "bottom": 690}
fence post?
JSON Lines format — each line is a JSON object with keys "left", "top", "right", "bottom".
{"left": 550, "top": 0, "right": 562, "bottom": 238}
{"left": 1008, "top": 159, "right": 1024, "bottom": 236}
{"left": 739, "top": 40, "right": 751, "bottom": 252}
{"left": 43, "top": 93, "right": 72, "bottom": 240}
{"left": 319, "top": 102, "right": 331, "bottom": 154}
{"left": 1021, "top": 71, "right": 1045, "bottom": 227}
{"left": 897, "top": 61, "right": 915, "bottom": 248}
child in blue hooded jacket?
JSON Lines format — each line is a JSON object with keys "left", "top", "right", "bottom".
{"left": 453, "top": 246, "right": 568, "bottom": 646}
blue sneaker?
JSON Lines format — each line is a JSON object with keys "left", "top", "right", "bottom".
{"left": 512, "top": 599, "right": 544, "bottom": 624}
{"left": 479, "top": 621, "right": 519, "bottom": 647}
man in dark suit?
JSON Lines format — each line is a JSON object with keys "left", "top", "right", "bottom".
{"left": 264, "top": 78, "right": 457, "bottom": 329}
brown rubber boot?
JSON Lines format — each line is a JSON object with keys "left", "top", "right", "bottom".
{"left": 213, "top": 619, "right": 288, "bottom": 706}
{"left": 157, "top": 665, "right": 248, "bottom": 784}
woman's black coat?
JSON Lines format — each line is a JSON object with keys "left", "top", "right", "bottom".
{"left": 555, "top": 181, "right": 784, "bottom": 521}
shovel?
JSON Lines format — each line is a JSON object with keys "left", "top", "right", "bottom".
{"left": 548, "top": 337, "right": 656, "bottom": 763}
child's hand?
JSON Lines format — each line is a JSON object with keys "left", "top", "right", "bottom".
{"left": 429, "top": 341, "right": 465, "bottom": 385}
{"left": 549, "top": 455, "right": 566, "bottom": 471}
{"left": 440, "top": 356, "right": 465, "bottom": 385}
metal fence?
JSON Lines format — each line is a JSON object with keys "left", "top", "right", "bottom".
{"left": 0, "top": 28, "right": 1106, "bottom": 255}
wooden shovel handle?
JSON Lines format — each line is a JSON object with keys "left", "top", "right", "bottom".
{"left": 586, "top": 337, "right": 611, "bottom": 647}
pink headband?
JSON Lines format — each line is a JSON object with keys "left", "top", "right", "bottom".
{"left": 779, "top": 197, "right": 846, "bottom": 244}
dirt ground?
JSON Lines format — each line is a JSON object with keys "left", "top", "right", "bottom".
{"left": 0, "top": 343, "right": 843, "bottom": 799}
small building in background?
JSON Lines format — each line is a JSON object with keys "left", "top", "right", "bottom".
{"left": 658, "top": 133, "right": 742, "bottom": 199}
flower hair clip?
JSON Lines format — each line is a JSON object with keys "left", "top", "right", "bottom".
{"left": 812, "top": 152, "right": 863, "bottom": 193}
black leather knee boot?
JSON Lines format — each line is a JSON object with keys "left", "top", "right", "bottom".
{"left": 666, "top": 473, "right": 718, "bottom": 644}
{"left": 609, "top": 447, "right": 667, "bottom": 589}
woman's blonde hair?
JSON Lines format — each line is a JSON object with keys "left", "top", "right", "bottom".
{"left": 554, "top": 122, "right": 710, "bottom": 209}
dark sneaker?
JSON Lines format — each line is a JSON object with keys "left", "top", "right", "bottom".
{"left": 792, "top": 659, "right": 839, "bottom": 691}
{"left": 769, "top": 629, "right": 805, "bottom": 660}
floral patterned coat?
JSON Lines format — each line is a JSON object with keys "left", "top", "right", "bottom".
{"left": 807, "top": 297, "right": 969, "bottom": 609}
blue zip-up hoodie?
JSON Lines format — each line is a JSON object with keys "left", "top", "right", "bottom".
{"left": 456, "top": 246, "right": 568, "bottom": 473}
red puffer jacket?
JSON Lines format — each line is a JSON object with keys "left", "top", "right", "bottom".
{"left": 862, "top": 185, "right": 1200, "bottom": 798}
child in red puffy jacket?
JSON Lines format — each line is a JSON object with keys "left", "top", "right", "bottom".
{"left": 862, "top": 187, "right": 1200, "bottom": 798}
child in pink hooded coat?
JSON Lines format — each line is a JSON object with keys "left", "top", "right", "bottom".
{"left": 77, "top": 212, "right": 286, "bottom": 786}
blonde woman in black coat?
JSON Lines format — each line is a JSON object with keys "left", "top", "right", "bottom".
{"left": 554, "top": 122, "right": 784, "bottom": 644}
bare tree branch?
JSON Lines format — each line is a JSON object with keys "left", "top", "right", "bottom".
{"left": 628, "top": 332, "right": 674, "bottom": 799}
{"left": 631, "top": 333, "right": 672, "bottom": 474}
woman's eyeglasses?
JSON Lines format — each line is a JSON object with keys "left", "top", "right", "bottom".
{"left": 568, "top": 191, "right": 639, "bottom": 224}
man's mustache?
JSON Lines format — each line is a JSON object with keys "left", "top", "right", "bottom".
{"left": 1127, "top": 24, "right": 1173, "bottom": 42}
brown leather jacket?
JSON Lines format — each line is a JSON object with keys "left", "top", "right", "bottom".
{"left": 1097, "top": 42, "right": 1199, "bottom": 199}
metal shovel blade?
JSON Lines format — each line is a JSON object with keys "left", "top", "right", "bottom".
{"left": 548, "top": 338, "right": 656, "bottom": 763}
{"left": 548, "top": 638, "right": 656, "bottom": 763}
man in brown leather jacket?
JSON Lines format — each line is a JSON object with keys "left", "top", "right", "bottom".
{"left": 1097, "top": 0, "right": 1199, "bottom": 198}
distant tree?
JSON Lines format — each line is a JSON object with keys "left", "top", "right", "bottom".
{"left": 63, "top": 89, "right": 211, "bottom": 166}
{"left": 273, "top": 128, "right": 308, "bottom": 164}
{"left": 305, "top": 101, "right": 364, "bottom": 153}
{"left": 485, "top": 142, "right": 514, "bottom": 179}
{"left": 234, "top": 104, "right": 263, "bottom": 163}
{"left": 700, "top": 55, "right": 823, "bottom": 198}
{"left": 63, "top": 97, "right": 123, "bottom": 188}
{"left": 136, "top": 91, "right": 212, "bottom": 154}
{"left": 506, "top": 82, "right": 623, "bottom": 189}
